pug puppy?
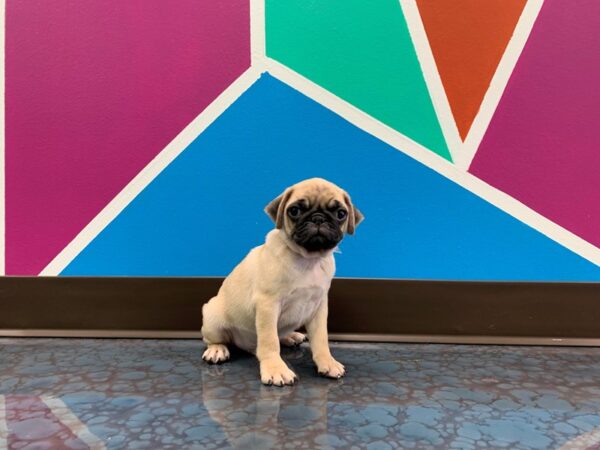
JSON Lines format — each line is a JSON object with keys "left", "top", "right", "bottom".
{"left": 201, "top": 178, "right": 363, "bottom": 386}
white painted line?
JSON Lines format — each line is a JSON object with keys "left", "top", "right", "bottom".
{"left": 401, "top": 0, "right": 462, "bottom": 164}
{"left": 0, "top": 395, "right": 8, "bottom": 449}
{"left": 266, "top": 58, "right": 600, "bottom": 267}
{"left": 42, "top": 397, "right": 107, "bottom": 450}
{"left": 40, "top": 67, "right": 262, "bottom": 275}
{"left": 558, "top": 427, "right": 600, "bottom": 450}
{"left": 250, "top": 0, "right": 266, "bottom": 66}
{"left": 460, "top": 0, "right": 544, "bottom": 169}
{"left": 0, "top": 0, "right": 6, "bottom": 275}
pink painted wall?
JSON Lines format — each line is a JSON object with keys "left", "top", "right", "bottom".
{"left": 5, "top": 0, "right": 250, "bottom": 274}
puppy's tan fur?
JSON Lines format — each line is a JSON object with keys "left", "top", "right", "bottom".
{"left": 201, "top": 178, "right": 363, "bottom": 386}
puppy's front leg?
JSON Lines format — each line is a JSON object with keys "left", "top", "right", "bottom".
{"left": 306, "top": 297, "right": 345, "bottom": 379}
{"left": 255, "top": 295, "right": 297, "bottom": 386}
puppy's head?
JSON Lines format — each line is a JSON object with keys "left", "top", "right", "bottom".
{"left": 265, "top": 178, "right": 364, "bottom": 253}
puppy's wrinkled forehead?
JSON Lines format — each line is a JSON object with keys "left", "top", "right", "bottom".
{"left": 288, "top": 179, "right": 345, "bottom": 209}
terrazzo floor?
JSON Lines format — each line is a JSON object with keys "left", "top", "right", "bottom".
{"left": 1, "top": 339, "right": 600, "bottom": 449}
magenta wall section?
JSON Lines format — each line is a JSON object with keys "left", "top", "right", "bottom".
{"left": 5, "top": 0, "right": 250, "bottom": 275}
{"left": 470, "top": 0, "right": 600, "bottom": 248}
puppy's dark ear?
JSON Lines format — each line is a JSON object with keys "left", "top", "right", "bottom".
{"left": 343, "top": 192, "right": 364, "bottom": 235}
{"left": 265, "top": 188, "right": 294, "bottom": 229}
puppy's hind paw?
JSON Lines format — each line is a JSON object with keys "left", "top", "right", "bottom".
{"left": 315, "top": 356, "right": 345, "bottom": 379}
{"left": 281, "top": 332, "right": 307, "bottom": 347}
{"left": 202, "top": 344, "right": 230, "bottom": 364}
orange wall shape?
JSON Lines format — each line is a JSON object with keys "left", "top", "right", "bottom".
{"left": 416, "top": 0, "right": 526, "bottom": 140}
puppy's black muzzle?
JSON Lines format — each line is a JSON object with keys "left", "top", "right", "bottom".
{"left": 292, "top": 212, "right": 342, "bottom": 252}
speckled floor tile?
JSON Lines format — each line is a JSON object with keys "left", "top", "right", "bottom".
{"left": 1, "top": 339, "right": 599, "bottom": 449}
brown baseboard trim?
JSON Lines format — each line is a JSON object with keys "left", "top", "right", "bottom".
{"left": 0, "top": 329, "right": 203, "bottom": 339}
{"left": 0, "top": 277, "right": 599, "bottom": 343}
{"left": 2, "top": 330, "right": 600, "bottom": 347}
{"left": 329, "top": 334, "right": 600, "bottom": 347}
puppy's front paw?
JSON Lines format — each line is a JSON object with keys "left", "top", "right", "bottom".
{"left": 260, "top": 358, "right": 297, "bottom": 387}
{"left": 281, "top": 332, "right": 307, "bottom": 347}
{"left": 315, "top": 356, "right": 345, "bottom": 379}
{"left": 202, "top": 344, "right": 230, "bottom": 364}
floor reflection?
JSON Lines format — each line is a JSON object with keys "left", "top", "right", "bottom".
{"left": 1, "top": 338, "right": 600, "bottom": 449}
{"left": 202, "top": 346, "right": 334, "bottom": 449}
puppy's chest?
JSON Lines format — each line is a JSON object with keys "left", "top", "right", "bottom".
{"left": 279, "top": 266, "right": 330, "bottom": 324}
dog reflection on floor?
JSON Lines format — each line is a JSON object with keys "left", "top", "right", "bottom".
{"left": 201, "top": 345, "right": 338, "bottom": 448}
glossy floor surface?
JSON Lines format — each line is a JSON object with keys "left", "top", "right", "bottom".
{"left": 1, "top": 339, "right": 600, "bottom": 449}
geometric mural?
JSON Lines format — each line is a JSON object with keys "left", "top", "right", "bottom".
{"left": 62, "top": 75, "right": 600, "bottom": 281}
{"left": 3, "top": 0, "right": 600, "bottom": 279}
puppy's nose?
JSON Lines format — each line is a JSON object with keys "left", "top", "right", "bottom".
{"left": 311, "top": 213, "right": 326, "bottom": 225}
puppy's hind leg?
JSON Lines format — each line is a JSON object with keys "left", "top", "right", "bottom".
{"left": 201, "top": 298, "right": 231, "bottom": 364}
{"left": 281, "top": 332, "right": 307, "bottom": 347}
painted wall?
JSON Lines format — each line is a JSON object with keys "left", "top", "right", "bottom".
{"left": 3, "top": 0, "right": 600, "bottom": 280}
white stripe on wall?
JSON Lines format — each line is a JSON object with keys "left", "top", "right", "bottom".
{"left": 250, "top": 0, "right": 266, "bottom": 66}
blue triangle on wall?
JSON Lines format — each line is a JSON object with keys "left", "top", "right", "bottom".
{"left": 62, "top": 74, "right": 600, "bottom": 281}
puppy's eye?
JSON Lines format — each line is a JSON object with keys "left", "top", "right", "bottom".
{"left": 288, "top": 206, "right": 301, "bottom": 218}
{"left": 337, "top": 209, "right": 348, "bottom": 220}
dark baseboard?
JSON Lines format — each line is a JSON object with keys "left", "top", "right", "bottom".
{"left": 1, "top": 277, "right": 599, "bottom": 343}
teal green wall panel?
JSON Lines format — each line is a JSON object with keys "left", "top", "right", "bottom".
{"left": 266, "top": 0, "right": 451, "bottom": 160}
